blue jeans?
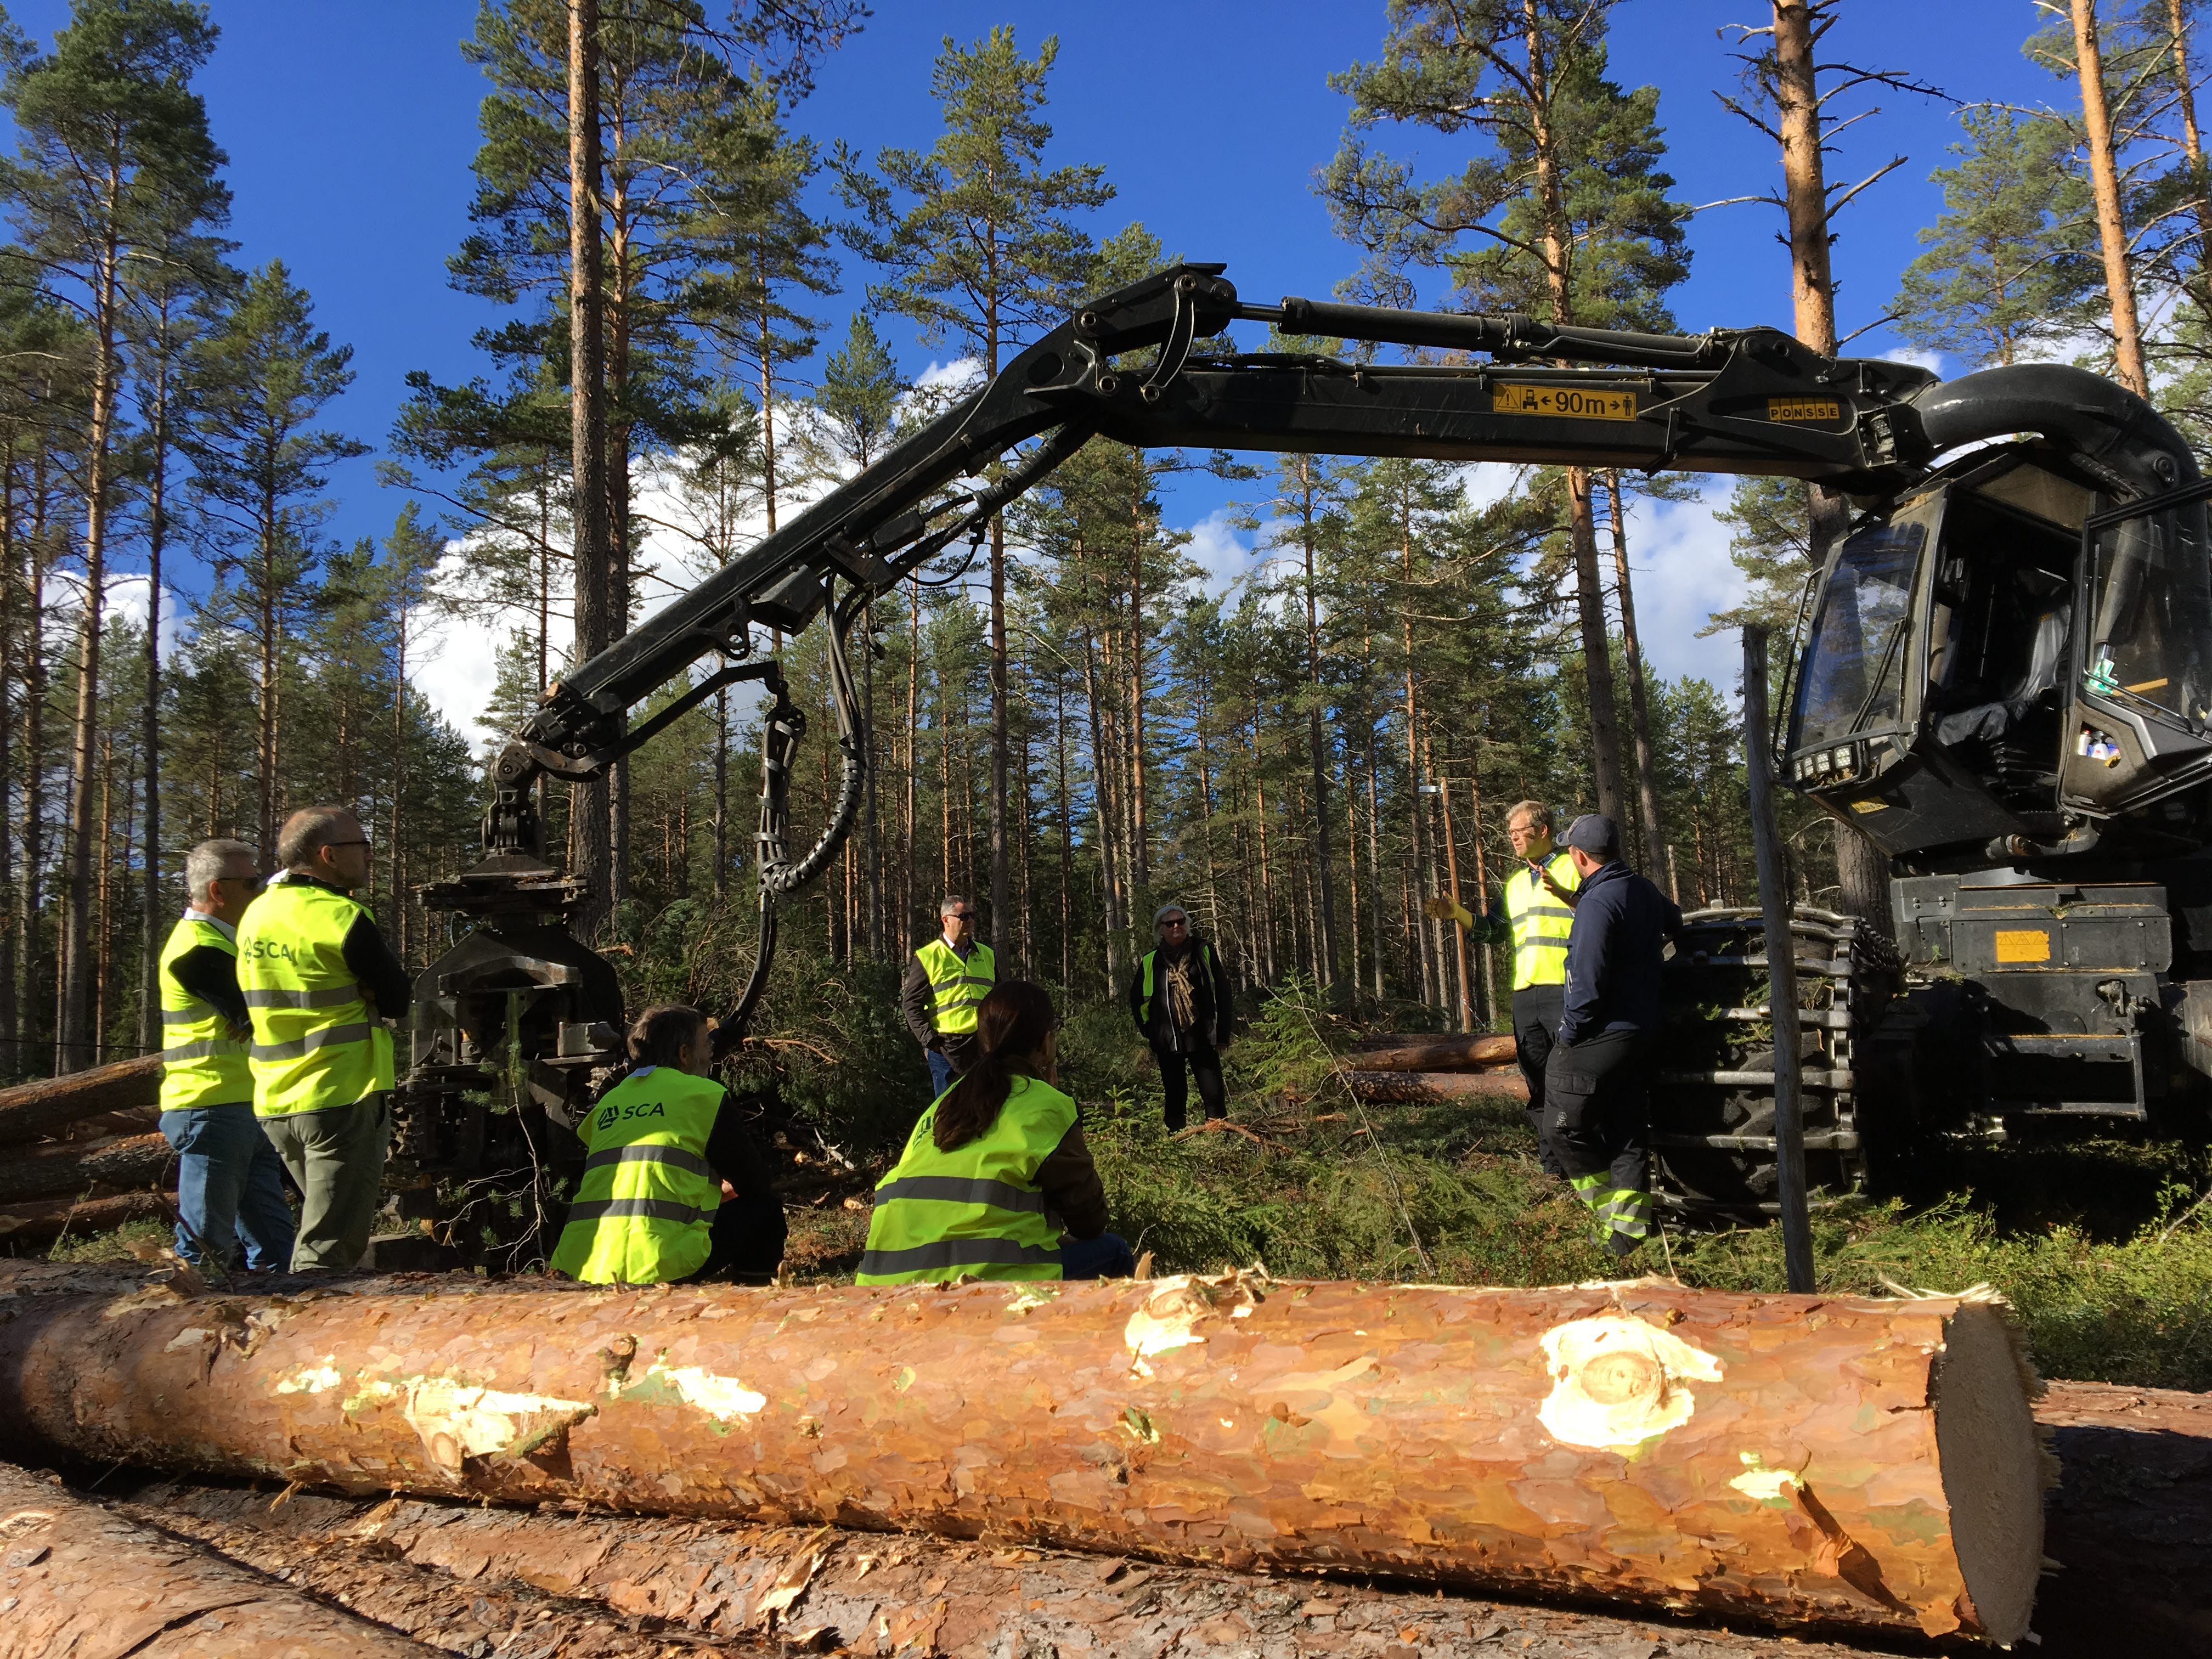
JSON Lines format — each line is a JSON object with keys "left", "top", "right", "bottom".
{"left": 159, "top": 1104, "right": 296, "bottom": 1271}
{"left": 926, "top": 1046, "right": 956, "bottom": 1098}
{"left": 1060, "top": 1231, "right": 1136, "bottom": 1280}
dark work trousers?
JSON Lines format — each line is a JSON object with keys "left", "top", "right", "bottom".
{"left": 1511, "top": 984, "right": 1567, "bottom": 1176}
{"left": 1156, "top": 1044, "right": 1226, "bottom": 1132}
{"left": 1544, "top": 1026, "right": 1654, "bottom": 1256}
{"left": 678, "top": 1198, "right": 789, "bottom": 1285}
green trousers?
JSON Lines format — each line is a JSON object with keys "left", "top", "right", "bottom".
{"left": 258, "top": 1094, "right": 389, "bottom": 1272}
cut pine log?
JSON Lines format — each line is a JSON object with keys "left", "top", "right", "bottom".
{"left": 1346, "top": 1069, "right": 1530, "bottom": 1104}
{"left": 1347, "top": 1032, "right": 1518, "bottom": 1071}
{"left": 0, "top": 1054, "right": 163, "bottom": 1147}
{"left": 0, "top": 1190, "right": 172, "bottom": 1244}
{"left": 0, "top": 1460, "right": 436, "bottom": 1657}
{"left": 0, "top": 1132, "right": 173, "bottom": 1204}
{"left": 0, "top": 1264, "right": 2047, "bottom": 1643}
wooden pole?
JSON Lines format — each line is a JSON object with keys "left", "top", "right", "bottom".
{"left": 1741, "top": 627, "right": 1814, "bottom": 1294}
{"left": 0, "top": 1266, "right": 2046, "bottom": 1644}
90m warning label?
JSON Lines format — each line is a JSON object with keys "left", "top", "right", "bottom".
{"left": 1490, "top": 385, "right": 1638, "bottom": 420}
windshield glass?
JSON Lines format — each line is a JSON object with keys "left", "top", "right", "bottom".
{"left": 2087, "top": 501, "right": 2212, "bottom": 726}
{"left": 1790, "top": 515, "right": 1929, "bottom": 751}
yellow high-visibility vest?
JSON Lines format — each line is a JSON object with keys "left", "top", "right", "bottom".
{"left": 856, "top": 1074, "right": 1073, "bottom": 1284}
{"left": 1505, "top": 851, "right": 1582, "bottom": 991}
{"left": 236, "top": 876, "right": 394, "bottom": 1118}
{"left": 157, "top": 915, "right": 251, "bottom": 1111}
{"left": 550, "top": 1066, "right": 726, "bottom": 1285}
{"left": 916, "top": 939, "right": 994, "bottom": 1036}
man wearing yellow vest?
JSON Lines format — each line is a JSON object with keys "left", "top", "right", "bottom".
{"left": 236, "top": 805, "right": 413, "bottom": 1271}
{"left": 156, "top": 838, "right": 295, "bottom": 1271}
{"left": 900, "top": 893, "right": 995, "bottom": 1097}
{"left": 1472, "top": 800, "right": 1582, "bottom": 1176}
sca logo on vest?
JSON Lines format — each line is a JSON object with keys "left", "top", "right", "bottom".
{"left": 595, "top": 1100, "right": 669, "bottom": 1131}
{"left": 243, "top": 938, "right": 297, "bottom": 962}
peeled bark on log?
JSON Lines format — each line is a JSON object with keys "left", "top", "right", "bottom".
{"left": 1348, "top": 1032, "right": 1518, "bottom": 1071}
{"left": 0, "top": 1266, "right": 2046, "bottom": 1643}
{"left": 123, "top": 1479, "right": 1906, "bottom": 1659}
{"left": 0, "top": 1053, "right": 163, "bottom": 1146}
{"left": 0, "top": 1189, "right": 171, "bottom": 1244}
{"left": 0, "top": 1130, "right": 173, "bottom": 1203}
{"left": 1348, "top": 1069, "right": 1529, "bottom": 1103}
{"left": 0, "top": 1459, "right": 436, "bottom": 1657}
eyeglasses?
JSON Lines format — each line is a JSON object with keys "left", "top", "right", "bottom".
{"left": 216, "top": 875, "right": 265, "bottom": 890}
{"left": 323, "top": 839, "right": 373, "bottom": 851}
{"left": 1161, "top": 918, "right": 1188, "bottom": 929}
{"left": 945, "top": 910, "right": 975, "bottom": 921}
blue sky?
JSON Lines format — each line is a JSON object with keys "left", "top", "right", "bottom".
{"left": 6, "top": 1, "right": 2081, "bottom": 726}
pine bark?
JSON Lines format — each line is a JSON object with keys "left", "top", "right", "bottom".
{"left": 1770, "top": 0, "right": 1891, "bottom": 932}
{"left": 2074, "top": 0, "right": 2151, "bottom": 396}
{"left": 0, "top": 1269, "right": 2045, "bottom": 1644}
{"left": 567, "top": 0, "right": 613, "bottom": 936}
{"left": 0, "top": 1052, "right": 162, "bottom": 1144}
{"left": 2170, "top": 0, "right": 2212, "bottom": 261}
{"left": 1605, "top": 474, "right": 1671, "bottom": 891}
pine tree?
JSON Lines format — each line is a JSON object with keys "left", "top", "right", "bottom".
{"left": 837, "top": 25, "right": 1113, "bottom": 949}
{"left": 1893, "top": 106, "right": 2099, "bottom": 367}
{"left": 183, "top": 259, "right": 365, "bottom": 860}
{"left": 0, "top": 0, "right": 228, "bottom": 1068}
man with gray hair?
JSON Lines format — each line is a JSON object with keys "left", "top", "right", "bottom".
{"left": 901, "top": 894, "right": 995, "bottom": 1097}
{"left": 237, "top": 805, "right": 413, "bottom": 1271}
{"left": 156, "top": 837, "right": 294, "bottom": 1271}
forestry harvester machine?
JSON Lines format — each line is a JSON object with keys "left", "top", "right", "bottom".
{"left": 391, "top": 260, "right": 2212, "bottom": 1234}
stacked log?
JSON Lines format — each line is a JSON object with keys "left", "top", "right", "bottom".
{"left": 1345, "top": 1031, "right": 1527, "bottom": 1104}
{"left": 0, "top": 1057, "right": 173, "bottom": 1244}
{"left": 0, "top": 1460, "right": 436, "bottom": 1656}
{"left": 0, "top": 1262, "right": 2048, "bottom": 1643}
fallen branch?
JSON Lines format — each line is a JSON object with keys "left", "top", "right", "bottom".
{"left": 1348, "top": 1032, "right": 1518, "bottom": 1072}
{"left": 0, "top": 1190, "right": 172, "bottom": 1245}
{"left": 0, "top": 1132, "right": 173, "bottom": 1204}
{"left": 1346, "top": 1069, "right": 1531, "bottom": 1104}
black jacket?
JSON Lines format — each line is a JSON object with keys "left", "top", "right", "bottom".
{"left": 1128, "top": 937, "right": 1234, "bottom": 1052}
{"left": 1556, "top": 860, "right": 1682, "bottom": 1046}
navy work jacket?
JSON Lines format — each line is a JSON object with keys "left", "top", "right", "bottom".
{"left": 1556, "top": 859, "right": 1683, "bottom": 1046}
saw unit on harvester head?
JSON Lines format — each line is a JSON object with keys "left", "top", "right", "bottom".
{"left": 386, "top": 260, "right": 2212, "bottom": 1241}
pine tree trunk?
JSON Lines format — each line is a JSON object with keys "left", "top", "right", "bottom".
{"left": 136, "top": 348, "right": 171, "bottom": 1056}
{"left": 2074, "top": 0, "right": 2151, "bottom": 394}
{"left": 20, "top": 464, "right": 46, "bottom": 1060}
{"left": 1771, "top": 0, "right": 1891, "bottom": 933}
{"left": 1298, "top": 462, "right": 1341, "bottom": 996}
{"left": 2169, "top": 0, "right": 2212, "bottom": 261}
{"left": 0, "top": 1271, "right": 2049, "bottom": 1646}
{"left": 57, "top": 204, "right": 122, "bottom": 1075}
{"left": 567, "top": 0, "right": 613, "bottom": 937}
{"left": 1605, "top": 474, "right": 1670, "bottom": 891}
{"left": 0, "top": 439, "right": 19, "bottom": 1065}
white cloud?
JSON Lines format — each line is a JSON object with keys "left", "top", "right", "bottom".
{"left": 1614, "top": 484, "right": 1748, "bottom": 692}
{"left": 1180, "top": 506, "right": 1259, "bottom": 595}
{"left": 1880, "top": 345, "right": 1946, "bottom": 377}
{"left": 106, "top": 576, "right": 185, "bottom": 656}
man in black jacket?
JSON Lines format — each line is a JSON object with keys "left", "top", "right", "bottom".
{"left": 1544, "top": 814, "right": 1681, "bottom": 1257}
{"left": 1128, "top": 905, "right": 1235, "bottom": 1130}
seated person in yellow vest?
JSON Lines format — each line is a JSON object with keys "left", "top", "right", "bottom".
{"left": 859, "top": 981, "right": 1134, "bottom": 1284}
{"left": 236, "top": 806, "right": 413, "bottom": 1273}
{"left": 1127, "top": 905, "right": 1235, "bottom": 1131}
{"left": 1468, "top": 800, "right": 1581, "bottom": 1177}
{"left": 900, "top": 893, "right": 994, "bottom": 1098}
{"left": 156, "top": 837, "right": 295, "bottom": 1271}
{"left": 550, "top": 1004, "right": 786, "bottom": 1285}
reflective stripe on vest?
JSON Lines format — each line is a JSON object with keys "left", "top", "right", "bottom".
{"left": 549, "top": 1066, "right": 726, "bottom": 1285}
{"left": 856, "top": 1074, "right": 1074, "bottom": 1285}
{"left": 1138, "top": 942, "right": 1217, "bottom": 1026}
{"left": 158, "top": 916, "right": 250, "bottom": 1111}
{"left": 916, "top": 939, "right": 994, "bottom": 1036}
{"left": 235, "top": 877, "right": 395, "bottom": 1118}
{"left": 1505, "top": 852, "right": 1582, "bottom": 991}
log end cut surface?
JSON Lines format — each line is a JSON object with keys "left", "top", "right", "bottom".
{"left": 1935, "top": 1299, "right": 2049, "bottom": 1646}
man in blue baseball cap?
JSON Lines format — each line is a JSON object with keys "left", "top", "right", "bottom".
{"left": 1545, "top": 812, "right": 1681, "bottom": 1257}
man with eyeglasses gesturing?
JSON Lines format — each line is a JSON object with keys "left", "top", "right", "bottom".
{"left": 1129, "top": 905, "right": 1235, "bottom": 1131}
{"left": 236, "top": 805, "right": 413, "bottom": 1271}
{"left": 155, "top": 838, "right": 295, "bottom": 1271}
{"left": 901, "top": 894, "right": 996, "bottom": 1098}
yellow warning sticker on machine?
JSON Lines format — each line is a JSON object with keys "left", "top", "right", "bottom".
{"left": 1491, "top": 384, "right": 1638, "bottom": 420}
{"left": 1767, "top": 397, "right": 1841, "bottom": 422}
{"left": 1994, "top": 928, "right": 2053, "bottom": 964}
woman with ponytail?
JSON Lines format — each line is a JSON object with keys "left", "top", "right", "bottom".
{"left": 857, "top": 981, "right": 1133, "bottom": 1284}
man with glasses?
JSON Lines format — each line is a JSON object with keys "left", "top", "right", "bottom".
{"left": 237, "top": 805, "right": 413, "bottom": 1271}
{"left": 1129, "top": 905, "right": 1235, "bottom": 1130}
{"left": 156, "top": 838, "right": 295, "bottom": 1271}
{"left": 901, "top": 894, "right": 996, "bottom": 1098}
{"left": 1470, "top": 800, "right": 1582, "bottom": 1176}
